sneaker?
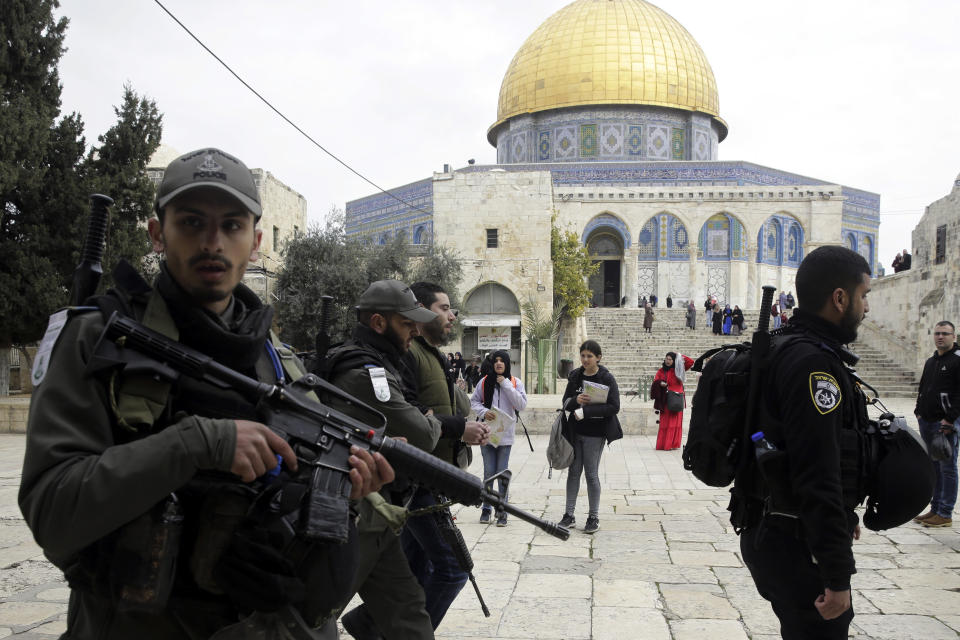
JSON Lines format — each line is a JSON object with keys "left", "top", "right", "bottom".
{"left": 479, "top": 509, "right": 492, "bottom": 524}
{"left": 913, "top": 510, "right": 935, "bottom": 523}
{"left": 583, "top": 516, "right": 600, "bottom": 534}
{"left": 496, "top": 512, "right": 508, "bottom": 527}
{"left": 922, "top": 514, "right": 952, "bottom": 528}
{"left": 558, "top": 513, "right": 575, "bottom": 528}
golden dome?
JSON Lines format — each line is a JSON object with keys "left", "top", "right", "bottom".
{"left": 490, "top": 0, "right": 726, "bottom": 142}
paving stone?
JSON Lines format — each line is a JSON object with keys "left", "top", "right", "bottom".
{"left": 591, "top": 606, "right": 670, "bottom": 640}
{"left": 593, "top": 579, "right": 660, "bottom": 608}
{"left": 0, "top": 602, "right": 62, "bottom": 626}
{"left": 879, "top": 568, "right": 960, "bottom": 589}
{"left": 853, "top": 614, "right": 958, "bottom": 639}
{"left": 21, "top": 620, "right": 65, "bottom": 636}
{"left": 669, "top": 550, "right": 742, "bottom": 567}
{"left": 859, "top": 586, "right": 960, "bottom": 615}
{"left": 515, "top": 573, "right": 591, "bottom": 598}
{"left": 519, "top": 555, "right": 600, "bottom": 576}
{"left": 499, "top": 596, "right": 591, "bottom": 639}
{"left": 670, "top": 619, "right": 749, "bottom": 640}
{"left": 527, "top": 543, "right": 590, "bottom": 558}
{"left": 660, "top": 585, "right": 739, "bottom": 619}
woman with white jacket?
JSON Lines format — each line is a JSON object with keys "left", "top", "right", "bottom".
{"left": 470, "top": 350, "right": 527, "bottom": 526}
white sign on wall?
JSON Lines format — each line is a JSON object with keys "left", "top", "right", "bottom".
{"left": 478, "top": 326, "right": 511, "bottom": 350}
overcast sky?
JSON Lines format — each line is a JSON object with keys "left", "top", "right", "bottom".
{"left": 55, "top": 0, "right": 960, "bottom": 271}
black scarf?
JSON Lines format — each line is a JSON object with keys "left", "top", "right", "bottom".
{"left": 662, "top": 351, "right": 677, "bottom": 373}
{"left": 481, "top": 350, "right": 512, "bottom": 409}
{"left": 349, "top": 323, "right": 405, "bottom": 373}
{"left": 155, "top": 262, "right": 274, "bottom": 375}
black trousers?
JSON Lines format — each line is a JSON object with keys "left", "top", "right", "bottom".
{"left": 740, "top": 523, "right": 854, "bottom": 640}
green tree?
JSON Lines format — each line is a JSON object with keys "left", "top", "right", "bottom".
{"left": 410, "top": 244, "right": 463, "bottom": 308}
{"left": 551, "top": 214, "right": 598, "bottom": 318}
{"left": 85, "top": 85, "right": 163, "bottom": 284}
{"left": 275, "top": 212, "right": 465, "bottom": 352}
{"left": 0, "top": 0, "right": 85, "bottom": 395}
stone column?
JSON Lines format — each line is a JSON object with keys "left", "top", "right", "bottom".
{"left": 688, "top": 249, "right": 699, "bottom": 303}
{"left": 624, "top": 247, "right": 638, "bottom": 308}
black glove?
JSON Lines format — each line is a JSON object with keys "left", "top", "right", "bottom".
{"left": 214, "top": 522, "right": 306, "bottom": 612}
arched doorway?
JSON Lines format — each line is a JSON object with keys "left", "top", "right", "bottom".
{"left": 460, "top": 282, "right": 522, "bottom": 365}
{"left": 586, "top": 231, "right": 624, "bottom": 307}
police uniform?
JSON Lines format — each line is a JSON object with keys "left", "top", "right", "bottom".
{"left": 739, "top": 308, "right": 865, "bottom": 640}
{"left": 19, "top": 148, "right": 351, "bottom": 639}
{"left": 322, "top": 281, "right": 441, "bottom": 640}
{"left": 19, "top": 265, "right": 325, "bottom": 638}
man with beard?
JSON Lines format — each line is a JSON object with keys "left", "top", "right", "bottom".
{"left": 738, "top": 245, "right": 871, "bottom": 640}
{"left": 322, "top": 280, "right": 443, "bottom": 640}
{"left": 19, "top": 148, "right": 394, "bottom": 638}
{"left": 341, "top": 282, "right": 488, "bottom": 635}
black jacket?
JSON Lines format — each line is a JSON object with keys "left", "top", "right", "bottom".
{"left": 915, "top": 343, "right": 960, "bottom": 424}
{"left": 761, "top": 308, "right": 862, "bottom": 591}
{"left": 561, "top": 365, "right": 622, "bottom": 443}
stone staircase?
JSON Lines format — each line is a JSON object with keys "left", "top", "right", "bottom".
{"left": 584, "top": 308, "right": 920, "bottom": 399}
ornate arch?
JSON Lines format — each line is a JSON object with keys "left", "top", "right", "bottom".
{"left": 637, "top": 212, "right": 690, "bottom": 261}
{"left": 698, "top": 212, "right": 748, "bottom": 261}
{"left": 581, "top": 213, "right": 631, "bottom": 249}
{"left": 463, "top": 281, "right": 521, "bottom": 315}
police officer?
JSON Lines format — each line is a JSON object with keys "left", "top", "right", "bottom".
{"left": 322, "top": 280, "right": 442, "bottom": 639}
{"left": 342, "top": 282, "right": 490, "bottom": 634}
{"left": 18, "top": 148, "right": 393, "bottom": 638}
{"left": 740, "top": 245, "right": 871, "bottom": 639}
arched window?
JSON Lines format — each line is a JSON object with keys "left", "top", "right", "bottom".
{"left": 587, "top": 232, "right": 623, "bottom": 257}
{"left": 698, "top": 213, "right": 747, "bottom": 260}
{"left": 413, "top": 225, "right": 425, "bottom": 244}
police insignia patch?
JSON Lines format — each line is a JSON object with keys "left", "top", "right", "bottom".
{"left": 368, "top": 367, "right": 391, "bottom": 402}
{"left": 809, "top": 372, "right": 841, "bottom": 415}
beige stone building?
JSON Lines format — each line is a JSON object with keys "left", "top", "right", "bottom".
{"left": 345, "top": 0, "right": 881, "bottom": 368}
{"left": 862, "top": 173, "right": 960, "bottom": 373}
{"left": 147, "top": 144, "right": 308, "bottom": 303}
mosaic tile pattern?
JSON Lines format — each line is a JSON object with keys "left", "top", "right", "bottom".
{"left": 694, "top": 129, "right": 710, "bottom": 161}
{"left": 671, "top": 128, "right": 685, "bottom": 160}
{"left": 580, "top": 124, "right": 598, "bottom": 158}
{"left": 538, "top": 130, "right": 551, "bottom": 161}
{"left": 599, "top": 124, "right": 623, "bottom": 157}
{"left": 647, "top": 126, "right": 669, "bottom": 160}
{"left": 555, "top": 126, "right": 577, "bottom": 159}
{"left": 626, "top": 125, "right": 643, "bottom": 157}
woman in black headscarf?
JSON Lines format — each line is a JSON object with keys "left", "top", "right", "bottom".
{"left": 470, "top": 350, "right": 528, "bottom": 525}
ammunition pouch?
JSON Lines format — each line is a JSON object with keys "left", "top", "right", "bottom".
{"left": 64, "top": 494, "right": 183, "bottom": 613}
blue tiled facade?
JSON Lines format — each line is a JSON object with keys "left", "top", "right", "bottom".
{"left": 344, "top": 160, "right": 879, "bottom": 274}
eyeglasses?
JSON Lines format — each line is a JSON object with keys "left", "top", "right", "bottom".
{"left": 934, "top": 332, "right": 954, "bottom": 336}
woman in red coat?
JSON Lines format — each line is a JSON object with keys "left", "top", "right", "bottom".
{"left": 651, "top": 351, "right": 694, "bottom": 450}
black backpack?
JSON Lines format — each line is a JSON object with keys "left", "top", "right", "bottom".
{"left": 682, "top": 343, "right": 752, "bottom": 487}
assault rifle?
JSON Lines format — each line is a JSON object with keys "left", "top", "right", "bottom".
{"left": 89, "top": 312, "right": 571, "bottom": 543}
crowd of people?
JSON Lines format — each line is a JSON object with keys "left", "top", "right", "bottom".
{"left": 18, "top": 145, "right": 954, "bottom": 640}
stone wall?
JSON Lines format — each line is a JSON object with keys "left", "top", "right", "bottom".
{"left": 862, "top": 175, "right": 960, "bottom": 373}
{"left": 433, "top": 170, "right": 556, "bottom": 376}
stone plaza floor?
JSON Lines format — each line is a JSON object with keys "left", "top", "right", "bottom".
{"left": 0, "top": 397, "right": 957, "bottom": 638}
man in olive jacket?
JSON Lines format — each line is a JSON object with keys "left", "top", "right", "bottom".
{"left": 325, "top": 280, "right": 443, "bottom": 640}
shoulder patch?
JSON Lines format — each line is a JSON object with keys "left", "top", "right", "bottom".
{"left": 31, "top": 309, "right": 71, "bottom": 386}
{"left": 809, "top": 371, "right": 842, "bottom": 415}
{"left": 368, "top": 367, "right": 391, "bottom": 402}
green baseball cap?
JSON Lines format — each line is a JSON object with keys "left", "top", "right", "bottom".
{"left": 356, "top": 280, "right": 437, "bottom": 322}
{"left": 155, "top": 148, "right": 262, "bottom": 220}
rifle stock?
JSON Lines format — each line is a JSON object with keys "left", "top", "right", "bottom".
{"left": 91, "top": 312, "right": 571, "bottom": 543}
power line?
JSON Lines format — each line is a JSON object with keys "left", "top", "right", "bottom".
{"left": 152, "top": 0, "right": 431, "bottom": 217}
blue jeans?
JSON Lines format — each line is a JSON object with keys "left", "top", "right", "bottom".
{"left": 772, "top": 314, "right": 782, "bottom": 329}
{"left": 565, "top": 434, "right": 605, "bottom": 518}
{"left": 918, "top": 417, "right": 960, "bottom": 518}
{"left": 480, "top": 444, "right": 512, "bottom": 511}
{"left": 400, "top": 488, "right": 468, "bottom": 629}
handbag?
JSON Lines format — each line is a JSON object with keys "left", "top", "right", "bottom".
{"left": 546, "top": 412, "right": 575, "bottom": 477}
{"left": 666, "top": 390, "right": 684, "bottom": 413}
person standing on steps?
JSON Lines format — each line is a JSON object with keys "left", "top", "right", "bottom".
{"left": 557, "top": 340, "right": 622, "bottom": 534}
{"left": 643, "top": 303, "right": 654, "bottom": 333}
